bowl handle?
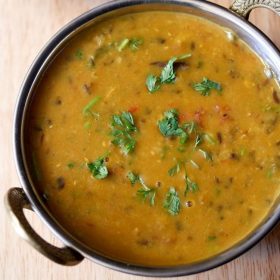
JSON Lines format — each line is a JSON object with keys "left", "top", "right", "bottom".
{"left": 5, "top": 187, "right": 84, "bottom": 265}
{"left": 230, "top": 0, "right": 280, "bottom": 19}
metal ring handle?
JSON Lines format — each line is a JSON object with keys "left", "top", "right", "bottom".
{"left": 230, "top": 0, "right": 280, "bottom": 18}
{"left": 5, "top": 188, "right": 84, "bottom": 265}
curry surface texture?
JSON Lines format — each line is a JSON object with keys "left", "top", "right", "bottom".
{"left": 27, "top": 12, "right": 280, "bottom": 266}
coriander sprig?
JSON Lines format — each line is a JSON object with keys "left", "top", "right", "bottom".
{"left": 127, "top": 171, "right": 140, "bottom": 185}
{"left": 137, "top": 186, "right": 156, "bottom": 206}
{"left": 127, "top": 171, "right": 157, "bottom": 206}
{"left": 198, "top": 148, "right": 213, "bottom": 161}
{"left": 184, "top": 174, "right": 199, "bottom": 196}
{"left": 117, "top": 38, "right": 143, "bottom": 52}
{"left": 193, "top": 77, "right": 222, "bottom": 96}
{"left": 158, "top": 109, "right": 215, "bottom": 163}
{"left": 111, "top": 111, "right": 138, "bottom": 155}
{"left": 168, "top": 161, "right": 181, "bottom": 176}
{"left": 158, "top": 109, "right": 188, "bottom": 144}
{"left": 168, "top": 159, "right": 200, "bottom": 198}
{"left": 146, "top": 53, "right": 191, "bottom": 93}
{"left": 87, "top": 156, "right": 108, "bottom": 179}
{"left": 163, "top": 187, "right": 181, "bottom": 215}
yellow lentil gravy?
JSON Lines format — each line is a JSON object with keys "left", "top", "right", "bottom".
{"left": 27, "top": 12, "right": 280, "bottom": 266}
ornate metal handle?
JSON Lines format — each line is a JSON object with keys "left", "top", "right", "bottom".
{"left": 5, "top": 188, "right": 84, "bottom": 265}
{"left": 230, "top": 0, "right": 280, "bottom": 18}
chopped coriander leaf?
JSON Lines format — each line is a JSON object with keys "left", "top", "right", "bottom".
{"left": 160, "top": 53, "right": 191, "bottom": 84}
{"left": 137, "top": 186, "right": 156, "bottom": 206}
{"left": 83, "top": 96, "right": 101, "bottom": 116}
{"left": 84, "top": 121, "right": 91, "bottom": 130}
{"left": 87, "top": 156, "right": 108, "bottom": 179}
{"left": 158, "top": 110, "right": 202, "bottom": 146}
{"left": 179, "top": 131, "right": 188, "bottom": 144}
{"left": 177, "top": 53, "right": 193, "bottom": 60}
{"left": 129, "top": 38, "right": 143, "bottom": 51}
{"left": 146, "top": 74, "right": 161, "bottom": 93}
{"left": 158, "top": 109, "right": 181, "bottom": 137}
{"left": 127, "top": 171, "right": 140, "bottom": 185}
{"left": 127, "top": 173, "right": 157, "bottom": 205}
{"left": 203, "top": 133, "right": 216, "bottom": 145}
{"left": 75, "top": 49, "right": 83, "bottom": 60}
{"left": 168, "top": 162, "right": 181, "bottom": 176}
{"left": 117, "top": 38, "right": 130, "bottom": 52}
{"left": 67, "top": 162, "right": 75, "bottom": 169}
{"left": 182, "top": 121, "right": 197, "bottom": 134}
{"left": 208, "top": 235, "right": 217, "bottom": 241}
{"left": 90, "top": 45, "right": 113, "bottom": 66}
{"left": 194, "top": 134, "right": 203, "bottom": 148}
{"left": 198, "top": 148, "right": 213, "bottom": 161}
{"left": 266, "top": 164, "right": 277, "bottom": 179}
{"left": 184, "top": 175, "right": 199, "bottom": 196}
{"left": 190, "top": 160, "right": 200, "bottom": 169}
{"left": 160, "top": 57, "right": 177, "bottom": 84}
{"left": 117, "top": 38, "right": 143, "bottom": 52}
{"left": 146, "top": 53, "right": 191, "bottom": 93}
{"left": 112, "top": 111, "right": 136, "bottom": 132}
{"left": 193, "top": 77, "right": 222, "bottom": 96}
{"left": 111, "top": 132, "right": 136, "bottom": 155}
{"left": 240, "top": 147, "right": 247, "bottom": 157}
{"left": 111, "top": 111, "right": 137, "bottom": 154}
{"left": 158, "top": 109, "right": 190, "bottom": 144}
{"left": 164, "top": 187, "right": 181, "bottom": 215}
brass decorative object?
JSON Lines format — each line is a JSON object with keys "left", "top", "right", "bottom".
{"left": 230, "top": 0, "right": 280, "bottom": 18}
{"left": 5, "top": 188, "right": 84, "bottom": 265}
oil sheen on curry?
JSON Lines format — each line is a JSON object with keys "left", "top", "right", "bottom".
{"left": 27, "top": 12, "right": 280, "bottom": 266}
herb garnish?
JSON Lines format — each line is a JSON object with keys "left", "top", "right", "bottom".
{"left": 128, "top": 38, "right": 143, "bottom": 51}
{"left": 88, "top": 45, "right": 114, "bottom": 67}
{"left": 111, "top": 111, "right": 138, "bottom": 155}
{"left": 208, "top": 235, "right": 217, "bottom": 241}
{"left": 168, "top": 161, "right": 181, "bottom": 176}
{"left": 158, "top": 109, "right": 188, "bottom": 144}
{"left": 194, "top": 134, "right": 203, "bottom": 148}
{"left": 88, "top": 38, "right": 142, "bottom": 67}
{"left": 117, "top": 38, "right": 143, "bottom": 52}
{"left": 158, "top": 109, "right": 204, "bottom": 146}
{"left": 83, "top": 96, "right": 101, "bottom": 118}
{"left": 75, "top": 49, "right": 83, "bottom": 60}
{"left": 67, "top": 162, "right": 75, "bottom": 169}
{"left": 127, "top": 172, "right": 156, "bottom": 205}
{"left": 190, "top": 160, "right": 200, "bottom": 169}
{"left": 146, "top": 75, "right": 161, "bottom": 93}
{"left": 127, "top": 171, "right": 140, "bottom": 185}
{"left": 146, "top": 53, "right": 191, "bottom": 93}
{"left": 87, "top": 156, "right": 108, "bottom": 179}
{"left": 160, "top": 57, "right": 177, "bottom": 84}
{"left": 159, "top": 109, "right": 214, "bottom": 165}
{"left": 163, "top": 187, "right": 181, "bottom": 215}
{"left": 182, "top": 121, "right": 197, "bottom": 135}
{"left": 137, "top": 185, "right": 156, "bottom": 206}
{"left": 168, "top": 159, "right": 200, "bottom": 196}
{"left": 117, "top": 38, "right": 130, "bottom": 52}
{"left": 193, "top": 77, "right": 222, "bottom": 96}
{"left": 198, "top": 148, "right": 213, "bottom": 161}
{"left": 203, "top": 133, "right": 216, "bottom": 145}
{"left": 184, "top": 174, "right": 199, "bottom": 196}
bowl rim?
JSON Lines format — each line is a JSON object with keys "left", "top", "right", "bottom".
{"left": 13, "top": 0, "right": 280, "bottom": 277}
